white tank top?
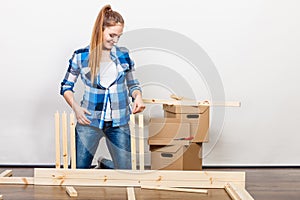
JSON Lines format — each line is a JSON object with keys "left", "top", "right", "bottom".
{"left": 99, "top": 61, "right": 122, "bottom": 121}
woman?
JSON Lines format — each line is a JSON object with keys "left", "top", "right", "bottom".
{"left": 60, "top": 5, "right": 145, "bottom": 169}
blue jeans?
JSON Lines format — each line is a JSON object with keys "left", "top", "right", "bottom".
{"left": 75, "top": 122, "right": 131, "bottom": 169}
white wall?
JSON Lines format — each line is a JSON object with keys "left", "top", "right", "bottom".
{"left": 0, "top": 0, "right": 299, "bottom": 166}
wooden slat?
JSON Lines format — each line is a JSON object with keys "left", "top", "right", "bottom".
{"left": 225, "top": 182, "right": 254, "bottom": 200}
{"left": 138, "top": 114, "right": 144, "bottom": 170}
{"left": 34, "top": 168, "right": 245, "bottom": 188}
{"left": 55, "top": 111, "right": 60, "bottom": 169}
{"left": 225, "top": 183, "right": 241, "bottom": 200}
{"left": 70, "top": 113, "right": 76, "bottom": 169}
{"left": 130, "top": 114, "right": 136, "bottom": 170}
{"left": 127, "top": 187, "right": 136, "bottom": 200}
{"left": 0, "top": 177, "right": 34, "bottom": 185}
{"left": 66, "top": 186, "right": 78, "bottom": 197}
{"left": 62, "top": 112, "right": 68, "bottom": 169}
{"left": 143, "top": 98, "right": 241, "bottom": 107}
{"left": 0, "top": 170, "right": 12, "bottom": 177}
{"left": 141, "top": 185, "right": 208, "bottom": 194}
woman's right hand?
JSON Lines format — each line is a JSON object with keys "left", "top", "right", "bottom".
{"left": 74, "top": 106, "right": 91, "bottom": 125}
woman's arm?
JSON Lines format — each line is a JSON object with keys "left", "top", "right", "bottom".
{"left": 60, "top": 50, "right": 91, "bottom": 125}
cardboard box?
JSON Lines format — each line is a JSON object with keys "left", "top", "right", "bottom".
{"left": 150, "top": 143, "right": 202, "bottom": 170}
{"left": 163, "top": 104, "right": 208, "bottom": 114}
{"left": 148, "top": 118, "right": 190, "bottom": 145}
{"left": 163, "top": 104, "right": 209, "bottom": 143}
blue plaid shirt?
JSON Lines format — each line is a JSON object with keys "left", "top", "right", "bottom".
{"left": 60, "top": 45, "right": 141, "bottom": 129}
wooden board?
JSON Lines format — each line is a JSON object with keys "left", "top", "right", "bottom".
{"left": 0, "top": 170, "right": 13, "bottom": 177}
{"left": 138, "top": 114, "right": 144, "bottom": 170}
{"left": 143, "top": 98, "right": 241, "bottom": 107}
{"left": 127, "top": 187, "right": 136, "bottom": 200}
{"left": 130, "top": 115, "right": 137, "bottom": 170}
{"left": 34, "top": 168, "right": 245, "bottom": 188}
{"left": 70, "top": 113, "right": 76, "bottom": 169}
{"left": 0, "top": 177, "right": 34, "bottom": 185}
{"left": 55, "top": 111, "right": 60, "bottom": 169}
{"left": 66, "top": 186, "right": 78, "bottom": 197}
{"left": 141, "top": 185, "right": 208, "bottom": 194}
{"left": 225, "top": 182, "right": 254, "bottom": 200}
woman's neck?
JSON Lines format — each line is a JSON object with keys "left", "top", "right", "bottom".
{"left": 101, "top": 50, "right": 111, "bottom": 62}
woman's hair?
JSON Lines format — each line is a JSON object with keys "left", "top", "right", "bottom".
{"left": 89, "top": 4, "right": 124, "bottom": 84}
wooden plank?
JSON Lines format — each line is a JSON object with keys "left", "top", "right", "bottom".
{"left": 225, "top": 183, "right": 241, "bottom": 200}
{"left": 138, "top": 114, "right": 144, "bottom": 170}
{"left": 143, "top": 98, "right": 241, "bottom": 107}
{"left": 0, "top": 177, "right": 34, "bottom": 185}
{"left": 66, "top": 186, "right": 78, "bottom": 197}
{"left": 70, "top": 113, "right": 76, "bottom": 169}
{"left": 141, "top": 185, "right": 208, "bottom": 194}
{"left": 127, "top": 187, "right": 136, "bottom": 200}
{"left": 55, "top": 111, "right": 60, "bottom": 169}
{"left": 34, "top": 168, "right": 245, "bottom": 188}
{"left": 225, "top": 182, "right": 254, "bottom": 200}
{"left": 130, "top": 114, "right": 136, "bottom": 170}
{"left": 62, "top": 112, "right": 68, "bottom": 169}
{"left": 0, "top": 170, "right": 12, "bottom": 177}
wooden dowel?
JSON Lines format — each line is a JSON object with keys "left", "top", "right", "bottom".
{"left": 70, "top": 113, "right": 76, "bottom": 169}
{"left": 130, "top": 115, "right": 136, "bottom": 170}
{"left": 55, "top": 111, "right": 60, "bottom": 169}
{"left": 141, "top": 185, "right": 208, "bottom": 194}
{"left": 62, "top": 112, "right": 68, "bottom": 169}
{"left": 138, "top": 114, "right": 144, "bottom": 170}
{"left": 127, "top": 187, "right": 136, "bottom": 200}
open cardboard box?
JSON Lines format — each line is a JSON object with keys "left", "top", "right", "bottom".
{"left": 148, "top": 119, "right": 190, "bottom": 145}
{"left": 148, "top": 117, "right": 209, "bottom": 143}
{"left": 163, "top": 104, "right": 209, "bottom": 143}
{"left": 150, "top": 143, "right": 202, "bottom": 170}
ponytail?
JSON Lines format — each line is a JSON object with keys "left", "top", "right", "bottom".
{"left": 88, "top": 5, "right": 124, "bottom": 85}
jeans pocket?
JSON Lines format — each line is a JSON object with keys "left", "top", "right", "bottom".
{"left": 119, "top": 124, "right": 130, "bottom": 133}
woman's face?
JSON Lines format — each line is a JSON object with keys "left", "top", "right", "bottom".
{"left": 102, "top": 24, "right": 124, "bottom": 50}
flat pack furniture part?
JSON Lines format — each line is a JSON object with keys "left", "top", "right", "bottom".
{"left": 0, "top": 176, "right": 34, "bottom": 185}
{"left": 55, "top": 111, "right": 76, "bottom": 170}
{"left": 66, "top": 186, "right": 78, "bottom": 197}
{"left": 33, "top": 168, "right": 245, "bottom": 188}
{"left": 0, "top": 170, "right": 12, "bottom": 177}
{"left": 130, "top": 114, "right": 137, "bottom": 170}
{"left": 0, "top": 169, "right": 254, "bottom": 199}
{"left": 130, "top": 114, "right": 145, "bottom": 170}
{"left": 225, "top": 182, "right": 254, "bottom": 200}
{"left": 127, "top": 187, "right": 136, "bottom": 200}
{"left": 141, "top": 185, "right": 208, "bottom": 194}
{"left": 143, "top": 98, "right": 241, "bottom": 107}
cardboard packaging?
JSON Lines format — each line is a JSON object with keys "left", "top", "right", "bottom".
{"left": 163, "top": 104, "right": 209, "bottom": 143}
{"left": 150, "top": 143, "right": 202, "bottom": 170}
{"left": 148, "top": 118, "right": 190, "bottom": 145}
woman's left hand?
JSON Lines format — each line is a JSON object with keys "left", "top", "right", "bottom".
{"left": 132, "top": 92, "right": 145, "bottom": 114}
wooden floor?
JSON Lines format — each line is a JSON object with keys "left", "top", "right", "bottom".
{"left": 1, "top": 167, "right": 300, "bottom": 200}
